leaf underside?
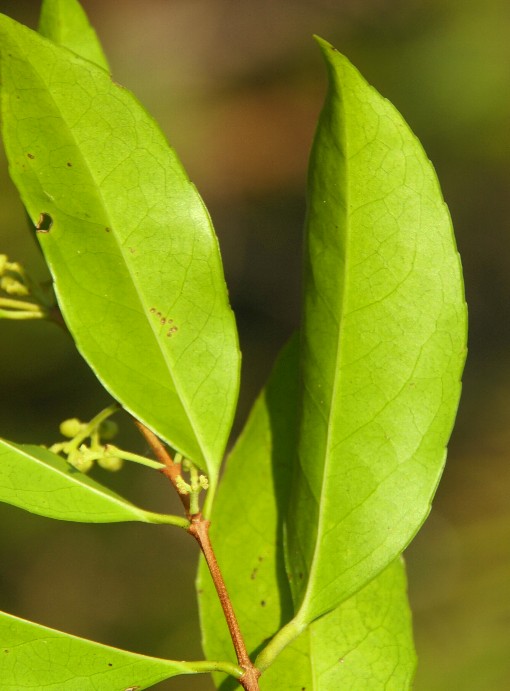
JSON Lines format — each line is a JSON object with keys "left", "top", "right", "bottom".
{"left": 0, "top": 610, "right": 198, "bottom": 690}
{"left": 0, "top": 437, "right": 151, "bottom": 523}
{"left": 285, "top": 39, "right": 467, "bottom": 625}
{"left": 0, "top": 14, "right": 240, "bottom": 481}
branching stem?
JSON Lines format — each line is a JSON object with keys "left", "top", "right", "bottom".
{"left": 134, "top": 420, "right": 260, "bottom": 690}
{"left": 133, "top": 419, "right": 190, "bottom": 513}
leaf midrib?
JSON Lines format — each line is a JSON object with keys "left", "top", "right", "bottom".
{"left": 298, "top": 59, "right": 352, "bottom": 622}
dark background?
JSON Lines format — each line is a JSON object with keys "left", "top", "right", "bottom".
{"left": 1, "top": 1, "right": 509, "bottom": 689}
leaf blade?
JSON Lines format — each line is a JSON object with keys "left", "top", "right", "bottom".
{"left": 0, "top": 610, "right": 220, "bottom": 690}
{"left": 0, "top": 437, "right": 154, "bottom": 523}
{"left": 287, "top": 39, "right": 467, "bottom": 624}
{"left": 38, "top": 0, "right": 110, "bottom": 70}
{"left": 0, "top": 15, "right": 240, "bottom": 480}
{"left": 259, "top": 559, "right": 415, "bottom": 691}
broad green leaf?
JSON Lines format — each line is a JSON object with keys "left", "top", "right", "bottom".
{"left": 38, "top": 0, "right": 109, "bottom": 71}
{"left": 0, "top": 437, "right": 187, "bottom": 525}
{"left": 198, "top": 340, "right": 416, "bottom": 689}
{"left": 0, "top": 16, "right": 240, "bottom": 483}
{"left": 0, "top": 610, "right": 239, "bottom": 690}
{"left": 286, "top": 39, "right": 467, "bottom": 626}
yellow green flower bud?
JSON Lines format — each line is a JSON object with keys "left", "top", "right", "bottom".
{"left": 98, "top": 419, "right": 119, "bottom": 440}
{"left": 59, "top": 418, "right": 84, "bottom": 438}
{"left": 97, "top": 455, "right": 124, "bottom": 471}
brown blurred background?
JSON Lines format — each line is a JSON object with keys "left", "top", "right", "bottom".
{"left": 0, "top": 1, "right": 509, "bottom": 689}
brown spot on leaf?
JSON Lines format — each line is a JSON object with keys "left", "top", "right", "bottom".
{"left": 27, "top": 153, "right": 35, "bottom": 159}
{"left": 36, "top": 213, "right": 53, "bottom": 233}
{"left": 67, "top": 162, "right": 72, "bottom": 167}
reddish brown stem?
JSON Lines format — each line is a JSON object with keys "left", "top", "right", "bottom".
{"left": 134, "top": 421, "right": 260, "bottom": 689}
{"left": 188, "top": 514, "right": 261, "bottom": 691}
{"left": 133, "top": 419, "right": 190, "bottom": 513}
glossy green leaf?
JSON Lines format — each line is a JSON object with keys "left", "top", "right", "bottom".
{"left": 38, "top": 0, "right": 109, "bottom": 71}
{"left": 0, "top": 437, "right": 187, "bottom": 526}
{"left": 285, "top": 39, "right": 467, "bottom": 626}
{"left": 0, "top": 16, "right": 240, "bottom": 483}
{"left": 198, "top": 340, "right": 416, "bottom": 689}
{"left": 0, "top": 610, "right": 240, "bottom": 690}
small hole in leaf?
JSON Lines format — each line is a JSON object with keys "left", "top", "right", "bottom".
{"left": 36, "top": 213, "right": 53, "bottom": 233}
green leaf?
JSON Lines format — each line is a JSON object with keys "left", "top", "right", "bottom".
{"left": 258, "top": 559, "right": 415, "bottom": 691}
{"left": 38, "top": 0, "right": 110, "bottom": 71}
{"left": 0, "top": 437, "right": 187, "bottom": 526}
{"left": 198, "top": 340, "right": 416, "bottom": 689}
{"left": 0, "top": 610, "right": 240, "bottom": 690}
{"left": 285, "top": 39, "right": 467, "bottom": 626}
{"left": 0, "top": 16, "right": 240, "bottom": 483}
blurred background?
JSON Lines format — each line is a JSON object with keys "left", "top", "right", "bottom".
{"left": 0, "top": 0, "right": 509, "bottom": 689}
